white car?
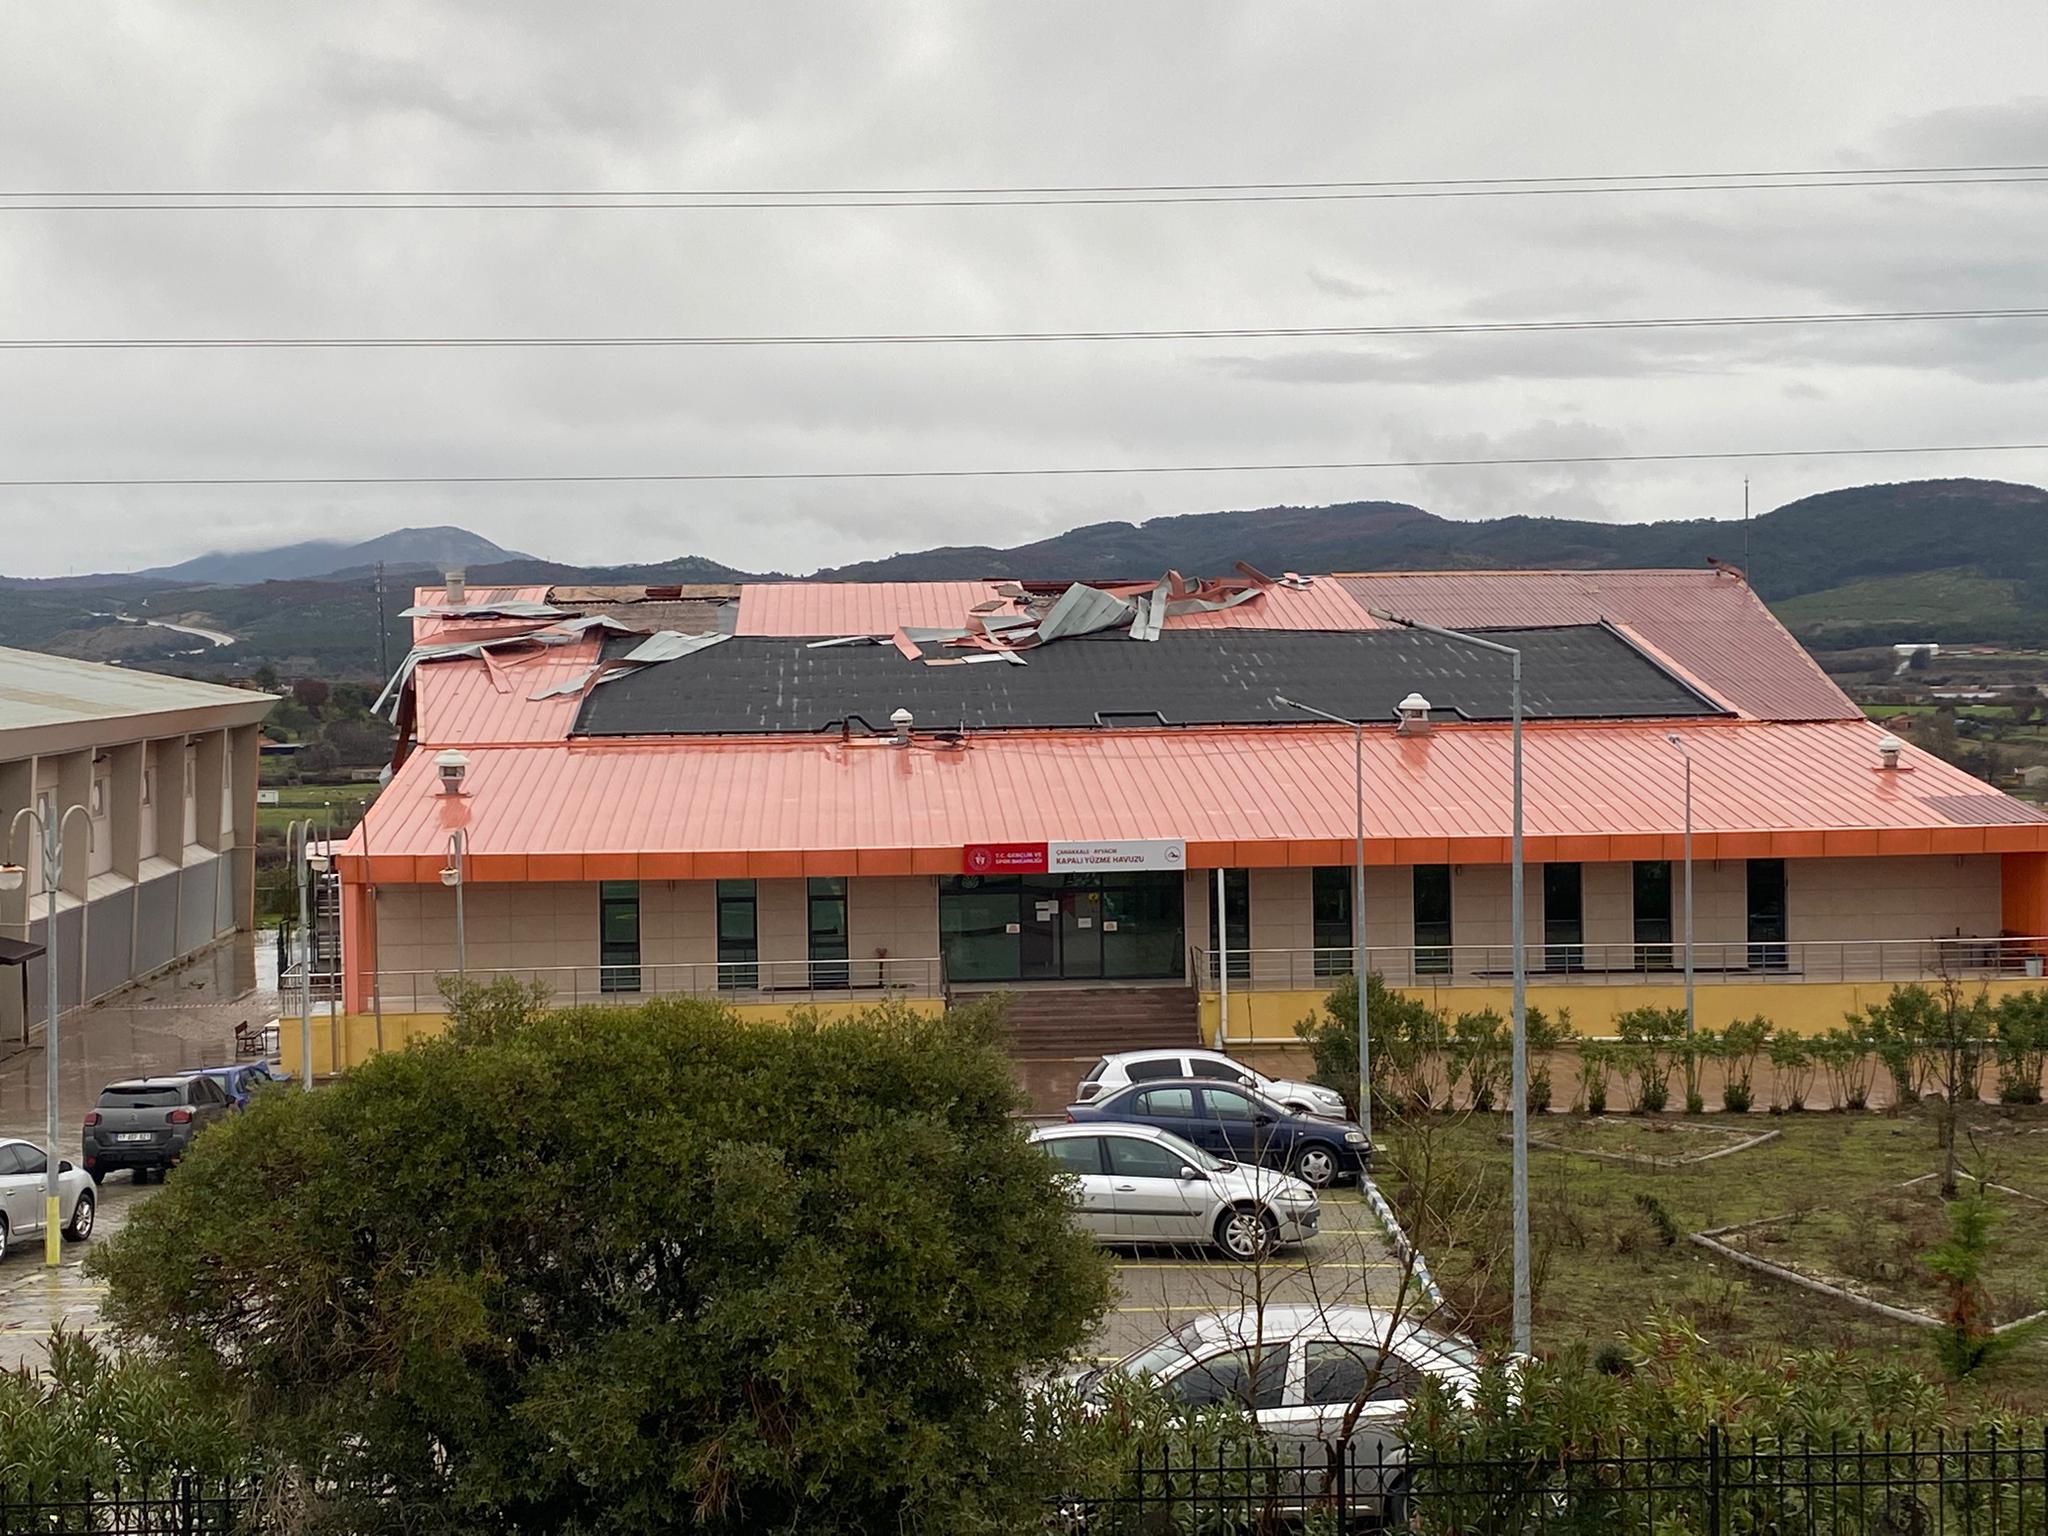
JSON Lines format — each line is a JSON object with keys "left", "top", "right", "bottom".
{"left": 1030, "top": 1121, "right": 1320, "bottom": 1260}
{"left": 1075, "top": 1304, "right": 1482, "bottom": 1513}
{"left": 0, "top": 1138, "right": 97, "bottom": 1259}
{"left": 1075, "top": 1049, "right": 1349, "bottom": 1119}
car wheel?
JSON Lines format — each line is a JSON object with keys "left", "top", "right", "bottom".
{"left": 64, "top": 1189, "right": 94, "bottom": 1241}
{"left": 1214, "top": 1205, "right": 1277, "bottom": 1262}
{"left": 1376, "top": 1471, "right": 1411, "bottom": 1529}
{"left": 0, "top": 1214, "right": 9, "bottom": 1262}
{"left": 1294, "top": 1142, "right": 1340, "bottom": 1188}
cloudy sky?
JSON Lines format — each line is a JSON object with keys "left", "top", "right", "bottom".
{"left": 4, "top": 2, "right": 2048, "bottom": 577}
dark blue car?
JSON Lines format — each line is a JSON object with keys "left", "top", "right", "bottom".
{"left": 175, "top": 1062, "right": 287, "bottom": 1110}
{"left": 1066, "top": 1078, "right": 1371, "bottom": 1188}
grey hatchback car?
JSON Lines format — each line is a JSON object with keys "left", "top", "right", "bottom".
{"left": 81, "top": 1075, "right": 232, "bottom": 1182}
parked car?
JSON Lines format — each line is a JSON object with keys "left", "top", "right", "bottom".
{"left": 1066, "top": 1079, "right": 1370, "bottom": 1188}
{"left": 0, "top": 1138, "right": 96, "bottom": 1259}
{"left": 81, "top": 1075, "right": 233, "bottom": 1182}
{"left": 1076, "top": 1049, "right": 1349, "bottom": 1119}
{"left": 1029, "top": 1121, "right": 1320, "bottom": 1260}
{"left": 1072, "top": 1304, "right": 1482, "bottom": 1516}
{"left": 175, "top": 1061, "right": 287, "bottom": 1109}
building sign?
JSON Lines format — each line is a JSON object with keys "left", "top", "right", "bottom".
{"left": 961, "top": 839, "right": 1186, "bottom": 874}
{"left": 256, "top": 789, "right": 280, "bottom": 806}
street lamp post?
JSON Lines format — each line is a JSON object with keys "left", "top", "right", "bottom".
{"left": 1274, "top": 694, "right": 1371, "bottom": 1144}
{"left": 1370, "top": 609, "right": 1530, "bottom": 1356}
{"left": 2, "top": 803, "right": 94, "bottom": 1265}
{"left": 442, "top": 830, "right": 468, "bottom": 978}
{"left": 284, "top": 820, "right": 330, "bottom": 1088}
{"left": 1664, "top": 733, "right": 1696, "bottom": 1038}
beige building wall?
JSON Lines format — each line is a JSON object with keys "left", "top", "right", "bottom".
{"left": 848, "top": 875, "right": 940, "bottom": 988}
{"left": 1788, "top": 854, "right": 2000, "bottom": 941}
{"left": 373, "top": 882, "right": 599, "bottom": 1009}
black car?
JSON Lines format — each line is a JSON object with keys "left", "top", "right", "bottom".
{"left": 1066, "top": 1078, "right": 1371, "bottom": 1188}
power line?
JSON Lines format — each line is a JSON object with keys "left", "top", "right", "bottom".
{"left": 3, "top": 305, "right": 2042, "bottom": 350}
{"left": 6, "top": 441, "right": 2047, "bottom": 490}
{"left": 4, "top": 160, "right": 2045, "bottom": 199}
{"left": 6, "top": 172, "right": 2048, "bottom": 211}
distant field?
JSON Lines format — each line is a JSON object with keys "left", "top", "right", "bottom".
{"left": 256, "top": 782, "right": 378, "bottom": 836}
{"left": 1774, "top": 568, "right": 2026, "bottom": 634}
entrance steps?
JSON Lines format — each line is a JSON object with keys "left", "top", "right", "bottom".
{"left": 953, "top": 985, "right": 1202, "bottom": 1058}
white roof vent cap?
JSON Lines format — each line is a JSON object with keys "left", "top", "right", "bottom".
{"left": 1877, "top": 733, "right": 1905, "bottom": 769}
{"left": 1396, "top": 692, "right": 1434, "bottom": 736}
{"left": 890, "top": 706, "right": 914, "bottom": 745}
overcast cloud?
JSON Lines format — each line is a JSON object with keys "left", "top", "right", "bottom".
{"left": 3, "top": 2, "right": 2048, "bottom": 576}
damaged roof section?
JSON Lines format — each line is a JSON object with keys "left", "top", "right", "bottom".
{"left": 573, "top": 624, "right": 1725, "bottom": 738}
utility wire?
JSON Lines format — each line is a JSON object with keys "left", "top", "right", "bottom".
{"left": 3, "top": 305, "right": 2043, "bottom": 350}
{"left": 4, "top": 160, "right": 2046, "bottom": 200}
{"left": 6, "top": 171, "right": 2048, "bottom": 211}
{"left": 6, "top": 442, "right": 2048, "bottom": 490}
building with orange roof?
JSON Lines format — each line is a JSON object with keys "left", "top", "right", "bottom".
{"left": 299, "top": 565, "right": 2048, "bottom": 1075}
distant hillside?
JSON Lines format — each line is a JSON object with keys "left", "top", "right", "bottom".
{"left": 139, "top": 525, "right": 538, "bottom": 584}
{"left": 7, "top": 479, "right": 2048, "bottom": 678}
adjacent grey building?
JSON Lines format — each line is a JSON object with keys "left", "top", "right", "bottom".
{"left": 0, "top": 647, "right": 273, "bottom": 1042}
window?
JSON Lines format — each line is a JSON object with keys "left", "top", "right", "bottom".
{"left": 189, "top": 1078, "right": 226, "bottom": 1107}
{"left": 1413, "top": 865, "right": 1452, "bottom": 974}
{"left": 1125, "top": 1056, "right": 1184, "bottom": 1081}
{"left": 599, "top": 881, "right": 641, "bottom": 993}
{"left": 1105, "top": 1136, "right": 1192, "bottom": 1180}
{"left": 1188, "top": 1057, "right": 1251, "bottom": 1084}
{"left": 141, "top": 767, "right": 154, "bottom": 807}
{"left": 1312, "top": 866, "right": 1354, "bottom": 976}
{"left": 1201, "top": 1087, "right": 1258, "bottom": 1122}
{"left": 1301, "top": 1341, "right": 1420, "bottom": 1406}
{"left": 8, "top": 1145, "right": 43, "bottom": 1177}
{"left": 1633, "top": 860, "right": 1674, "bottom": 970}
{"left": 1166, "top": 1348, "right": 1289, "bottom": 1411}
{"left": 0, "top": 1146, "right": 23, "bottom": 1176}
{"left": 1542, "top": 863, "right": 1583, "bottom": 973}
{"left": 1747, "top": 859, "right": 1788, "bottom": 971}
{"left": 98, "top": 1085, "right": 180, "bottom": 1108}
{"left": 90, "top": 778, "right": 107, "bottom": 818}
{"left": 1044, "top": 1137, "right": 1105, "bottom": 1176}
{"left": 807, "top": 877, "right": 849, "bottom": 988}
{"left": 1207, "top": 869, "right": 1249, "bottom": 981}
{"left": 717, "top": 880, "right": 758, "bottom": 989}
{"left": 1131, "top": 1086, "right": 1196, "bottom": 1119}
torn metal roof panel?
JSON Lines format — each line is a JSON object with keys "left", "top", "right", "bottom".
{"left": 734, "top": 581, "right": 1016, "bottom": 636}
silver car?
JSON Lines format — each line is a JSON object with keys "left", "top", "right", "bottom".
{"left": 1029, "top": 1121, "right": 1319, "bottom": 1260}
{"left": 1075, "top": 1049, "right": 1349, "bottom": 1119}
{"left": 0, "top": 1138, "right": 97, "bottom": 1260}
{"left": 1078, "top": 1303, "right": 1482, "bottom": 1511}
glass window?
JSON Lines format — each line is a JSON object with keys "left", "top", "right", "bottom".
{"left": 1201, "top": 1087, "right": 1258, "bottom": 1122}
{"left": 1188, "top": 1057, "right": 1251, "bottom": 1084}
{"left": 1633, "top": 860, "right": 1673, "bottom": 970}
{"left": 1044, "top": 1137, "right": 1105, "bottom": 1176}
{"left": 1100, "top": 870, "right": 1185, "bottom": 980}
{"left": 1207, "top": 869, "right": 1249, "bottom": 981}
{"left": 1747, "top": 859, "right": 1788, "bottom": 970}
{"left": 717, "top": 879, "right": 758, "bottom": 989}
{"left": 939, "top": 875, "right": 1022, "bottom": 983}
{"left": 99, "top": 1085, "right": 180, "bottom": 1108}
{"left": 599, "top": 880, "right": 641, "bottom": 993}
{"left": 10, "top": 1146, "right": 45, "bottom": 1177}
{"left": 1165, "top": 1348, "right": 1289, "bottom": 1411}
{"left": 1132, "top": 1086, "right": 1196, "bottom": 1119}
{"left": 1301, "top": 1342, "right": 1420, "bottom": 1406}
{"left": 1312, "top": 866, "right": 1354, "bottom": 976}
{"left": 1542, "top": 863, "right": 1583, "bottom": 973}
{"left": 1414, "top": 865, "right": 1452, "bottom": 974}
{"left": 1105, "top": 1136, "right": 1193, "bottom": 1180}
{"left": 807, "top": 877, "right": 849, "bottom": 989}
{"left": 1125, "top": 1056, "right": 1184, "bottom": 1081}
{"left": 0, "top": 1146, "right": 23, "bottom": 1176}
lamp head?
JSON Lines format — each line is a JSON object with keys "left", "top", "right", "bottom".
{"left": 0, "top": 864, "right": 23, "bottom": 894}
{"left": 439, "top": 866, "right": 461, "bottom": 887}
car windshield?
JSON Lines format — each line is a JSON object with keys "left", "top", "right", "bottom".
{"left": 1147, "top": 1128, "right": 1227, "bottom": 1173}
{"left": 1115, "top": 1324, "right": 1202, "bottom": 1383}
{"left": 98, "top": 1085, "right": 180, "bottom": 1108}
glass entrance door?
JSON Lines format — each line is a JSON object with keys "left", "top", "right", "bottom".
{"left": 1061, "top": 883, "right": 1104, "bottom": 980}
{"left": 941, "top": 872, "right": 1182, "bottom": 983}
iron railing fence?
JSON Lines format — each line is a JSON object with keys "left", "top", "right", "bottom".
{"left": 1057, "top": 1426, "right": 2048, "bottom": 1534}
{"left": 1192, "top": 936, "right": 2048, "bottom": 991}
{"left": 367, "top": 955, "right": 946, "bottom": 1012}
{"left": 0, "top": 1477, "right": 253, "bottom": 1535}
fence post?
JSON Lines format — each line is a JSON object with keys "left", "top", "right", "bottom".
{"left": 1706, "top": 1423, "right": 1722, "bottom": 1536}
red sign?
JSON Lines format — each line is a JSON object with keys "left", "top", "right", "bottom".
{"left": 962, "top": 841, "right": 1048, "bottom": 874}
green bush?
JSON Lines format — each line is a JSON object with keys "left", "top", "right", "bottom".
{"left": 1576, "top": 1040, "right": 1612, "bottom": 1115}
{"left": 1449, "top": 1008, "right": 1508, "bottom": 1111}
{"left": 93, "top": 990, "right": 1110, "bottom": 1535}
{"left": 1614, "top": 1007, "right": 1684, "bottom": 1114}
{"left": 1991, "top": 990, "right": 2048, "bottom": 1105}
{"left": 1296, "top": 971, "right": 1451, "bottom": 1114}
{"left": 1717, "top": 1016, "right": 1771, "bottom": 1114}
{"left": 1810, "top": 1025, "right": 1876, "bottom": 1111}
{"left": 1767, "top": 1032, "right": 1814, "bottom": 1112}
{"left": 1524, "top": 1005, "right": 1574, "bottom": 1114}
{"left": 1854, "top": 984, "right": 1943, "bottom": 1107}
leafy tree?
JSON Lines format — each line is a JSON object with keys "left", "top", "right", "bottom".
{"left": 1448, "top": 1007, "right": 1507, "bottom": 1111}
{"left": 1810, "top": 1025, "right": 1875, "bottom": 1110}
{"left": 1767, "top": 1032, "right": 1814, "bottom": 1112}
{"left": 1923, "top": 1179, "right": 2045, "bottom": 1380}
{"left": 1296, "top": 971, "right": 1449, "bottom": 1114}
{"left": 1522, "top": 1005, "right": 1573, "bottom": 1114}
{"left": 1854, "top": 985, "right": 1942, "bottom": 1108}
{"left": 290, "top": 677, "right": 331, "bottom": 712}
{"left": 1614, "top": 1006, "right": 1684, "bottom": 1113}
{"left": 92, "top": 989, "right": 1109, "bottom": 1535}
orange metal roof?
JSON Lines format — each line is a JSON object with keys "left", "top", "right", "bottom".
{"left": 407, "top": 585, "right": 557, "bottom": 644}
{"left": 1334, "top": 570, "right": 1854, "bottom": 722}
{"left": 340, "top": 719, "right": 2048, "bottom": 882}
{"left": 734, "top": 581, "right": 1015, "bottom": 636}
{"left": 1159, "top": 578, "right": 1382, "bottom": 631}
{"left": 411, "top": 637, "right": 600, "bottom": 746}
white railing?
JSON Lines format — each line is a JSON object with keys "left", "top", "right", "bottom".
{"left": 367, "top": 956, "right": 945, "bottom": 1012}
{"left": 1189, "top": 937, "right": 2048, "bottom": 991}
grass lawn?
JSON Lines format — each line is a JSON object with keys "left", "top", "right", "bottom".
{"left": 1525, "top": 1115, "right": 1768, "bottom": 1165}
{"left": 256, "top": 782, "right": 378, "bottom": 837}
{"left": 1382, "top": 1104, "right": 2048, "bottom": 1408}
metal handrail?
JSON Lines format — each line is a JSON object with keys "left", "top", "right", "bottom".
{"left": 1188, "top": 936, "right": 2048, "bottom": 990}
{"left": 367, "top": 956, "right": 945, "bottom": 1012}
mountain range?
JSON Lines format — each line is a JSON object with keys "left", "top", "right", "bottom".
{"left": 4, "top": 477, "right": 2047, "bottom": 676}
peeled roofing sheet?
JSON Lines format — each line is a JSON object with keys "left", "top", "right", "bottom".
{"left": 735, "top": 581, "right": 1013, "bottom": 636}
{"left": 348, "top": 719, "right": 2048, "bottom": 864}
{"left": 411, "top": 637, "right": 600, "bottom": 746}
{"left": 1335, "top": 570, "right": 1855, "bottom": 722}
{"left": 1161, "top": 579, "right": 1382, "bottom": 631}
{"left": 408, "top": 585, "right": 555, "bottom": 643}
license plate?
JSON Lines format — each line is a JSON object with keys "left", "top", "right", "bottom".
{"left": 116, "top": 1132, "right": 153, "bottom": 1143}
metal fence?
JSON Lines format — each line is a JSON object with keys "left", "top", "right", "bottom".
{"left": 0, "top": 1478, "right": 252, "bottom": 1534}
{"left": 368, "top": 955, "right": 947, "bottom": 1011}
{"left": 1058, "top": 1427, "right": 2048, "bottom": 1533}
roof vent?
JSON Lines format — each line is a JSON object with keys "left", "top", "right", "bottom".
{"left": 890, "top": 706, "right": 914, "bottom": 747}
{"left": 444, "top": 568, "right": 466, "bottom": 604}
{"left": 1396, "top": 692, "right": 1434, "bottom": 736}
{"left": 433, "top": 748, "right": 470, "bottom": 794}
{"left": 1877, "top": 733, "right": 1905, "bottom": 771}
